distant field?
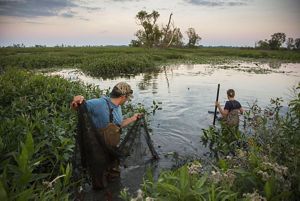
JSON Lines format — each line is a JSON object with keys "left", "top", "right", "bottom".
{"left": 1, "top": 47, "right": 300, "bottom": 77}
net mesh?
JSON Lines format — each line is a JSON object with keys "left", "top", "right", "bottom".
{"left": 72, "top": 102, "right": 158, "bottom": 189}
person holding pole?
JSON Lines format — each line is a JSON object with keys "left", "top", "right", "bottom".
{"left": 215, "top": 89, "right": 244, "bottom": 127}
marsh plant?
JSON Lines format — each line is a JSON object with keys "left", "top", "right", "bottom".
{"left": 1, "top": 47, "right": 300, "bottom": 78}
{"left": 201, "top": 84, "right": 300, "bottom": 200}
{"left": 0, "top": 69, "right": 104, "bottom": 200}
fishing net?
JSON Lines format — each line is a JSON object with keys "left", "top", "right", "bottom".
{"left": 72, "top": 102, "right": 158, "bottom": 190}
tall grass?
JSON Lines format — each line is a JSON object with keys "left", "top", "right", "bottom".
{"left": 1, "top": 47, "right": 299, "bottom": 77}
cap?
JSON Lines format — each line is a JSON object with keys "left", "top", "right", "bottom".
{"left": 111, "top": 82, "right": 133, "bottom": 98}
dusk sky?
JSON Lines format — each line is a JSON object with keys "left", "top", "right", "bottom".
{"left": 0, "top": 0, "right": 299, "bottom": 47}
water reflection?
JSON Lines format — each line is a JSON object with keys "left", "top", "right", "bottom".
{"left": 163, "top": 66, "right": 170, "bottom": 93}
{"left": 137, "top": 71, "right": 159, "bottom": 93}
{"left": 268, "top": 61, "right": 282, "bottom": 69}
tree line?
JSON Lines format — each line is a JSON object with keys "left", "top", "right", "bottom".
{"left": 130, "top": 10, "right": 201, "bottom": 48}
{"left": 256, "top": 33, "right": 300, "bottom": 50}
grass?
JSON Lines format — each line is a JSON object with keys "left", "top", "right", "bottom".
{"left": 1, "top": 47, "right": 300, "bottom": 77}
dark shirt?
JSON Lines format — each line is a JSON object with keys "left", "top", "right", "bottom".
{"left": 224, "top": 100, "right": 241, "bottom": 112}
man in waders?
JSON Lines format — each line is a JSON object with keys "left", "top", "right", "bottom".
{"left": 71, "top": 82, "right": 142, "bottom": 187}
{"left": 215, "top": 89, "right": 244, "bottom": 128}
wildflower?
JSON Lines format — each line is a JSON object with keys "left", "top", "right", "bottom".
{"left": 210, "top": 170, "right": 223, "bottom": 183}
{"left": 237, "top": 149, "right": 246, "bottom": 158}
{"left": 243, "top": 190, "right": 267, "bottom": 201}
{"left": 257, "top": 170, "right": 270, "bottom": 181}
{"left": 224, "top": 169, "right": 236, "bottom": 186}
{"left": 131, "top": 189, "right": 143, "bottom": 201}
{"left": 188, "top": 161, "right": 202, "bottom": 175}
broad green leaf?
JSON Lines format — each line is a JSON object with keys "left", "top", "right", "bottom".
{"left": 0, "top": 181, "right": 8, "bottom": 201}
{"left": 18, "top": 143, "right": 28, "bottom": 172}
{"left": 16, "top": 188, "right": 33, "bottom": 201}
{"left": 180, "top": 166, "right": 189, "bottom": 191}
{"left": 194, "top": 174, "right": 207, "bottom": 190}
{"left": 264, "top": 180, "right": 272, "bottom": 200}
{"left": 157, "top": 183, "right": 180, "bottom": 195}
{"left": 25, "top": 132, "right": 34, "bottom": 159}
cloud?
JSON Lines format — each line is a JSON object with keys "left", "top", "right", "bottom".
{"left": 185, "top": 0, "right": 249, "bottom": 7}
{"left": 109, "top": 0, "right": 141, "bottom": 1}
{"left": 60, "top": 10, "right": 77, "bottom": 18}
{"left": 0, "top": 0, "right": 77, "bottom": 17}
{"left": 80, "top": 6, "right": 103, "bottom": 13}
{"left": 0, "top": 0, "right": 103, "bottom": 18}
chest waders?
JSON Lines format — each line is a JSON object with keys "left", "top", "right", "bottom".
{"left": 74, "top": 101, "right": 159, "bottom": 191}
{"left": 74, "top": 101, "right": 121, "bottom": 190}
{"left": 99, "top": 99, "right": 121, "bottom": 147}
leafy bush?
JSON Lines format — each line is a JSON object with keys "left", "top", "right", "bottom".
{"left": 0, "top": 69, "right": 101, "bottom": 200}
{"left": 201, "top": 84, "right": 300, "bottom": 200}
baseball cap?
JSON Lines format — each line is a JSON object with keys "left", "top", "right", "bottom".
{"left": 110, "top": 82, "right": 133, "bottom": 98}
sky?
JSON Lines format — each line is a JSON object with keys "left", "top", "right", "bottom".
{"left": 0, "top": 0, "right": 299, "bottom": 47}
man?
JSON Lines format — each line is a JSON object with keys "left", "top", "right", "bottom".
{"left": 215, "top": 89, "right": 244, "bottom": 127}
{"left": 71, "top": 82, "right": 141, "bottom": 187}
{"left": 71, "top": 82, "right": 141, "bottom": 128}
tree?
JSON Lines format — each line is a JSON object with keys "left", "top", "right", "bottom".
{"left": 133, "top": 10, "right": 162, "bottom": 48}
{"left": 186, "top": 28, "right": 201, "bottom": 47}
{"left": 129, "top": 40, "right": 142, "bottom": 47}
{"left": 170, "top": 28, "right": 184, "bottom": 47}
{"left": 159, "top": 13, "right": 184, "bottom": 48}
{"left": 294, "top": 38, "right": 300, "bottom": 50}
{"left": 257, "top": 39, "right": 269, "bottom": 49}
{"left": 131, "top": 10, "right": 194, "bottom": 48}
{"left": 286, "top": 37, "right": 294, "bottom": 50}
{"left": 268, "top": 32, "right": 286, "bottom": 50}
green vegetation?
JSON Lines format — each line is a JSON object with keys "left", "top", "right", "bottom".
{"left": 0, "top": 69, "right": 103, "bottom": 199}
{"left": 1, "top": 47, "right": 300, "bottom": 77}
{"left": 121, "top": 84, "right": 300, "bottom": 201}
{"left": 0, "top": 68, "right": 148, "bottom": 200}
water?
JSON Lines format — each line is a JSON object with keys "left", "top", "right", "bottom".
{"left": 49, "top": 61, "right": 299, "bottom": 199}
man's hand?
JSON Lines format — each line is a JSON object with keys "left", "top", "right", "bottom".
{"left": 121, "top": 113, "right": 143, "bottom": 128}
{"left": 131, "top": 113, "right": 143, "bottom": 121}
{"left": 71, "top": 95, "right": 85, "bottom": 109}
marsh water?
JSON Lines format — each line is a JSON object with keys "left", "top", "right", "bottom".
{"left": 49, "top": 61, "right": 299, "bottom": 200}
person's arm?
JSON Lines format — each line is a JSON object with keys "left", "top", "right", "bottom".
{"left": 215, "top": 101, "right": 229, "bottom": 117}
{"left": 239, "top": 107, "right": 244, "bottom": 114}
{"left": 71, "top": 95, "right": 85, "bottom": 109}
{"left": 121, "top": 113, "right": 142, "bottom": 128}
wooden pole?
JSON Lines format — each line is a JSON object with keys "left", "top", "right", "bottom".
{"left": 213, "top": 84, "right": 220, "bottom": 126}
